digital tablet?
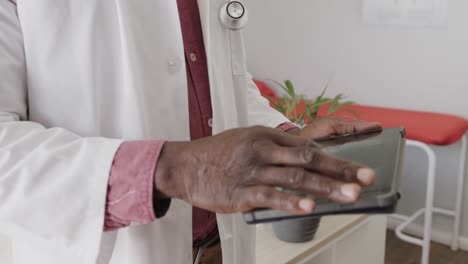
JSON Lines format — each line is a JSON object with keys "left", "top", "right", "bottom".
{"left": 243, "top": 127, "right": 406, "bottom": 224}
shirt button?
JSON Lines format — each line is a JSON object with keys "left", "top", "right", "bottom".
{"left": 166, "top": 57, "right": 181, "bottom": 74}
{"left": 208, "top": 118, "right": 213, "bottom": 128}
{"left": 189, "top": 53, "right": 197, "bottom": 62}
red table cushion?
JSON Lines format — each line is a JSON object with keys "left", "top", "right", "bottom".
{"left": 254, "top": 80, "right": 468, "bottom": 146}
{"left": 320, "top": 104, "right": 468, "bottom": 146}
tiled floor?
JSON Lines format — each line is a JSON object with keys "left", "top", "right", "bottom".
{"left": 2, "top": 230, "right": 468, "bottom": 263}
{"left": 385, "top": 230, "right": 468, "bottom": 264}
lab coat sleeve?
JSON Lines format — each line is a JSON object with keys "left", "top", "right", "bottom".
{"left": 0, "top": 2, "right": 122, "bottom": 262}
{"left": 246, "top": 73, "right": 291, "bottom": 128}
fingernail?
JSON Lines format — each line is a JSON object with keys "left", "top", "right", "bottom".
{"left": 299, "top": 199, "right": 314, "bottom": 212}
{"left": 341, "top": 184, "right": 359, "bottom": 199}
{"left": 374, "top": 122, "right": 383, "bottom": 127}
{"left": 357, "top": 168, "right": 376, "bottom": 185}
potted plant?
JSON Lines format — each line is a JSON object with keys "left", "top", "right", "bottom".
{"left": 265, "top": 80, "right": 358, "bottom": 243}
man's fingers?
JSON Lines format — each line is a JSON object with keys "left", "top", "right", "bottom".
{"left": 242, "top": 186, "right": 315, "bottom": 215}
{"left": 249, "top": 126, "right": 376, "bottom": 186}
{"left": 255, "top": 167, "right": 361, "bottom": 203}
{"left": 306, "top": 152, "right": 376, "bottom": 186}
{"left": 257, "top": 145, "right": 319, "bottom": 166}
{"left": 329, "top": 119, "right": 382, "bottom": 135}
{"left": 258, "top": 145, "right": 375, "bottom": 186}
{"left": 268, "top": 127, "right": 311, "bottom": 147}
{"left": 301, "top": 119, "right": 382, "bottom": 139}
{"left": 254, "top": 127, "right": 311, "bottom": 147}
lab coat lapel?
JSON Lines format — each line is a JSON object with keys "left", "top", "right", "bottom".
{"left": 198, "top": 0, "right": 247, "bottom": 132}
{"left": 198, "top": 1, "right": 256, "bottom": 264}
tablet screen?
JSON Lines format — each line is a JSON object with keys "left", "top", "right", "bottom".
{"left": 317, "top": 127, "right": 404, "bottom": 200}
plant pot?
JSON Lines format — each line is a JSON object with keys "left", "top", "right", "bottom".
{"left": 272, "top": 217, "right": 321, "bottom": 243}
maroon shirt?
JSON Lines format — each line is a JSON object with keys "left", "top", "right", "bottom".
{"left": 177, "top": 0, "right": 218, "bottom": 245}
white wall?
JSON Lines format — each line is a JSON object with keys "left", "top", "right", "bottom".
{"left": 244, "top": 0, "right": 468, "bottom": 245}
{"left": 244, "top": 0, "right": 468, "bottom": 118}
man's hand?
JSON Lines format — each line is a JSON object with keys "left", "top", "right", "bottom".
{"left": 288, "top": 118, "right": 382, "bottom": 140}
{"left": 154, "top": 126, "right": 376, "bottom": 215}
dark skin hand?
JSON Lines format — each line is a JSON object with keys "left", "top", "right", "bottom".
{"left": 287, "top": 118, "right": 382, "bottom": 141}
{"left": 154, "top": 120, "right": 381, "bottom": 215}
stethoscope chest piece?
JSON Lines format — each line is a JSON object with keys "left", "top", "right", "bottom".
{"left": 219, "top": 1, "right": 248, "bottom": 30}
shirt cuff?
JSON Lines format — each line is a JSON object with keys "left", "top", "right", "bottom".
{"left": 276, "top": 122, "right": 298, "bottom": 132}
{"left": 104, "top": 140, "right": 167, "bottom": 232}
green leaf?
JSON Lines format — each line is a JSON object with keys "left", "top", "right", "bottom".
{"left": 334, "top": 94, "right": 344, "bottom": 101}
{"left": 264, "top": 95, "right": 278, "bottom": 105}
{"left": 328, "top": 102, "right": 338, "bottom": 114}
{"left": 272, "top": 97, "right": 286, "bottom": 114}
{"left": 285, "top": 80, "right": 295, "bottom": 96}
{"left": 309, "top": 99, "right": 330, "bottom": 111}
{"left": 316, "top": 83, "right": 329, "bottom": 101}
{"left": 345, "top": 108, "right": 360, "bottom": 119}
{"left": 271, "top": 80, "right": 291, "bottom": 97}
{"left": 264, "top": 95, "right": 281, "bottom": 110}
{"left": 337, "top": 101, "right": 355, "bottom": 109}
{"left": 314, "top": 97, "right": 331, "bottom": 105}
{"left": 298, "top": 119, "right": 305, "bottom": 126}
{"left": 279, "top": 96, "right": 289, "bottom": 117}
{"left": 326, "top": 94, "right": 344, "bottom": 114}
{"left": 307, "top": 101, "right": 320, "bottom": 118}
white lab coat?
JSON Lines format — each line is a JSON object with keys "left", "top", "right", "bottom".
{"left": 0, "top": 0, "right": 289, "bottom": 263}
